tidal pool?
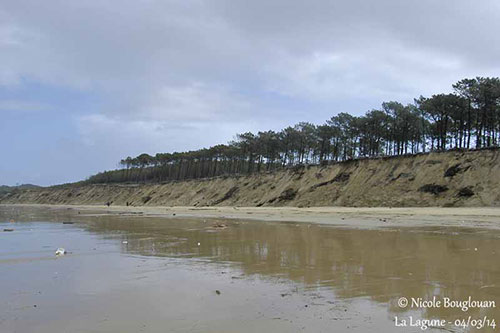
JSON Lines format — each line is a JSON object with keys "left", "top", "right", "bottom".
{"left": 0, "top": 206, "right": 499, "bottom": 332}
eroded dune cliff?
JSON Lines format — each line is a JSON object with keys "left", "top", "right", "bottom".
{"left": 2, "top": 149, "right": 499, "bottom": 207}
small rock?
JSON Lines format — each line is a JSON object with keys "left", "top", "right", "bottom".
{"left": 3, "top": 228, "right": 14, "bottom": 232}
{"left": 215, "top": 290, "right": 221, "bottom": 295}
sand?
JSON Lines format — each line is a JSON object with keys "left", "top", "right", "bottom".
{"left": 3, "top": 204, "right": 500, "bottom": 230}
{"left": 5, "top": 209, "right": 499, "bottom": 332}
{"left": 2, "top": 149, "right": 500, "bottom": 208}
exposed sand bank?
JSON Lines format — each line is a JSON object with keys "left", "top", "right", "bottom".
{"left": 2, "top": 149, "right": 499, "bottom": 208}
{"left": 3, "top": 204, "right": 500, "bottom": 230}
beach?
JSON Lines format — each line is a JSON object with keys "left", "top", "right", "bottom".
{"left": 1, "top": 204, "right": 499, "bottom": 332}
{"left": 3, "top": 203, "right": 500, "bottom": 230}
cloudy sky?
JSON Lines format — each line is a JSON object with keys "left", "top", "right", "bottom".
{"left": 1, "top": 0, "right": 500, "bottom": 186}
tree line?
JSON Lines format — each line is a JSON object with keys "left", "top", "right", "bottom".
{"left": 88, "top": 77, "right": 500, "bottom": 184}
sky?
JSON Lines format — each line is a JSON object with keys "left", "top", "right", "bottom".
{"left": 1, "top": 0, "right": 500, "bottom": 186}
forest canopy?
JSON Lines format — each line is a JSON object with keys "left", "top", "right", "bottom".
{"left": 88, "top": 77, "right": 500, "bottom": 184}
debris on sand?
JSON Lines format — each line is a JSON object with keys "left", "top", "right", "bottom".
{"left": 55, "top": 248, "right": 66, "bottom": 256}
{"left": 62, "top": 222, "right": 74, "bottom": 224}
{"left": 212, "top": 222, "right": 227, "bottom": 229}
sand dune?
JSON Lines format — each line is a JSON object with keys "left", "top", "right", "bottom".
{"left": 2, "top": 149, "right": 499, "bottom": 208}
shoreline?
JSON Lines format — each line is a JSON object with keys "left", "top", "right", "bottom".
{"left": 2, "top": 203, "right": 500, "bottom": 230}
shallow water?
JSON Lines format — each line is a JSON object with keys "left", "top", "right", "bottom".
{"left": 0, "top": 206, "right": 499, "bottom": 332}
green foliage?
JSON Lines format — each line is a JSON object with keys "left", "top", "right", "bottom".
{"left": 88, "top": 76, "right": 500, "bottom": 184}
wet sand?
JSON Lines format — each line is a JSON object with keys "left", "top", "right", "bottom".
{"left": 1, "top": 205, "right": 500, "bottom": 332}
{"left": 2, "top": 203, "right": 500, "bottom": 230}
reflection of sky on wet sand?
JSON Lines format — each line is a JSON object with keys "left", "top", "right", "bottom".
{"left": 84, "top": 217, "right": 500, "bottom": 320}
{"left": 1, "top": 207, "right": 499, "bottom": 332}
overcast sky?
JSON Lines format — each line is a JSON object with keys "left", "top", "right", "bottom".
{"left": 1, "top": 0, "right": 500, "bottom": 186}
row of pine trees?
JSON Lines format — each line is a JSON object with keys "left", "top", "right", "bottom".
{"left": 88, "top": 77, "right": 500, "bottom": 184}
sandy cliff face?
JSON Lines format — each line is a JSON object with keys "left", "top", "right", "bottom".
{"left": 2, "top": 149, "right": 499, "bottom": 207}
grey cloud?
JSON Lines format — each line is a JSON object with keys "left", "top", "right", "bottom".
{"left": 1, "top": 0, "right": 500, "bottom": 184}
{"left": 3, "top": 0, "right": 499, "bottom": 108}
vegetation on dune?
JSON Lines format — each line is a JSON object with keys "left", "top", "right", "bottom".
{"left": 0, "top": 184, "right": 41, "bottom": 194}
{"left": 88, "top": 77, "right": 500, "bottom": 184}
